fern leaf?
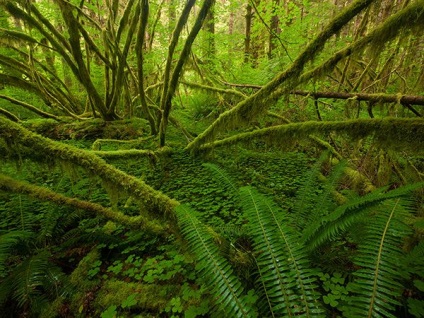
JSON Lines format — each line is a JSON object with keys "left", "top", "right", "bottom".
{"left": 0, "top": 230, "right": 33, "bottom": 276}
{"left": 345, "top": 199, "right": 412, "bottom": 318}
{"left": 302, "top": 182, "right": 424, "bottom": 250}
{"left": 10, "top": 251, "right": 51, "bottom": 309}
{"left": 240, "top": 186, "right": 324, "bottom": 317}
{"left": 176, "top": 205, "right": 254, "bottom": 317}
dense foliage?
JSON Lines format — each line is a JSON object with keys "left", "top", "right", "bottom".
{"left": 0, "top": 0, "right": 423, "bottom": 317}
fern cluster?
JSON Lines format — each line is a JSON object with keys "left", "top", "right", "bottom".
{"left": 176, "top": 162, "right": 424, "bottom": 317}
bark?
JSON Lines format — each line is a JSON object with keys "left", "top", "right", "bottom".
{"left": 244, "top": 3, "right": 253, "bottom": 63}
{"left": 56, "top": 0, "right": 115, "bottom": 120}
{"left": 0, "top": 95, "right": 61, "bottom": 120}
{"left": 292, "top": 91, "right": 424, "bottom": 107}
{"left": 158, "top": 0, "right": 196, "bottom": 131}
{"left": 0, "top": 108, "right": 20, "bottom": 122}
{"left": 268, "top": 0, "right": 280, "bottom": 58}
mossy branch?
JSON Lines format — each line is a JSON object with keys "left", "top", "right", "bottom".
{"left": 91, "top": 147, "right": 172, "bottom": 159}
{"left": 0, "top": 173, "right": 163, "bottom": 231}
{"left": 0, "top": 95, "right": 61, "bottom": 121}
{"left": 186, "top": 0, "right": 375, "bottom": 150}
{"left": 158, "top": 0, "right": 196, "bottom": 125}
{"left": 135, "top": 0, "right": 157, "bottom": 134}
{"left": 0, "top": 117, "right": 179, "bottom": 218}
{"left": 196, "top": 118, "right": 424, "bottom": 153}
{"left": 180, "top": 81, "right": 247, "bottom": 98}
{"left": 159, "top": 0, "right": 216, "bottom": 146}
{"left": 0, "top": 107, "right": 20, "bottom": 122}
{"left": 293, "top": 90, "right": 424, "bottom": 107}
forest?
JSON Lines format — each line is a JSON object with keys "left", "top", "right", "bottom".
{"left": 0, "top": 0, "right": 423, "bottom": 317}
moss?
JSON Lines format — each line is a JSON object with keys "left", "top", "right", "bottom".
{"left": 39, "top": 297, "right": 66, "bottom": 318}
{"left": 69, "top": 249, "right": 101, "bottom": 287}
{"left": 0, "top": 117, "right": 179, "bottom": 222}
{"left": 0, "top": 172, "right": 158, "bottom": 231}
{"left": 94, "top": 280, "right": 177, "bottom": 313}
{"left": 198, "top": 118, "right": 424, "bottom": 154}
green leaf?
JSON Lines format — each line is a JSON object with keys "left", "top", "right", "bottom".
{"left": 121, "top": 293, "right": 137, "bottom": 308}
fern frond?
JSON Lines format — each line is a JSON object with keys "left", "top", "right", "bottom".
{"left": 176, "top": 205, "right": 254, "bottom": 317}
{"left": 10, "top": 251, "right": 51, "bottom": 310}
{"left": 293, "top": 153, "right": 333, "bottom": 230}
{"left": 0, "top": 230, "right": 33, "bottom": 276}
{"left": 345, "top": 199, "right": 412, "bottom": 318}
{"left": 240, "top": 186, "right": 324, "bottom": 317}
{"left": 302, "top": 182, "right": 424, "bottom": 250}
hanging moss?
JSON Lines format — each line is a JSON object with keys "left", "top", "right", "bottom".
{"left": 0, "top": 117, "right": 179, "bottom": 220}
{"left": 197, "top": 118, "right": 424, "bottom": 154}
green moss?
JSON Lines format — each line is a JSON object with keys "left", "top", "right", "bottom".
{"left": 94, "top": 280, "right": 177, "bottom": 313}
{"left": 198, "top": 118, "right": 424, "bottom": 154}
{"left": 70, "top": 248, "right": 101, "bottom": 287}
{"left": 0, "top": 117, "right": 179, "bottom": 223}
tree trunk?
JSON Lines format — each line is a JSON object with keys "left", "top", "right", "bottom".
{"left": 244, "top": 3, "right": 253, "bottom": 64}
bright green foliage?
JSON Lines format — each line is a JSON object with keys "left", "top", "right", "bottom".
{"left": 319, "top": 272, "right": 348, "bottom": 308}
{"left": 302, "top": 182, "right": 424, "bottom": 250}
{"left": 176, "top": 204, "right": 255, "bottom": 318}
{"left": 240, "top": 186, "right": 324, "bottom": 317}
{"left": 343, "top": 199, "right": 413, "bottom": 317}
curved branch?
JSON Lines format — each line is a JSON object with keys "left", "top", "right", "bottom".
{"left": 0, "top": 107, "right": 20, "bottom": 122}
{"left": 0, "top": 95, "right": 60, "bottom": 120}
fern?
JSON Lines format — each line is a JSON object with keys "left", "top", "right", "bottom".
{"left": 176, "top": 205, "right": 255, "bottom": 317}
{"left": 344, "top": 199, "right": 413, "bottom": 318}
{"left": 302, "top": 182, "right": 424, "bottom": 250}
{"left": 0, "top": 230, "right": 33, "bottom": 276}
{"left": 240, "top": 186, "right": 324, "bottom": 317}
{"left": 293, "top": 154, "right": 334, "bottom": 230}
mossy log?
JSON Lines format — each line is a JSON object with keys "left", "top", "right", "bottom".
{"left": 91, "top": 147, "right": 172, "bottom": 159}
{"left": 0, "top": 173, "right": 166, "bottom": 232}
{"left": 292, "top": 91, "right": 424, "bottom": 107}
{"left": 0, "top": 117, "right": 179, "bottom": 219}
{"left": 196, "top": 118, "right": 424, "bottom": 153}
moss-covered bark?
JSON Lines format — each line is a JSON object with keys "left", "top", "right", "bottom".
{"left": 0, "top": 173, "right": 166, "bottom": 232}
{"left": 91, "top": 147, "right": 172, "bottom": 159}
{"left": 0, "top": 107, "right": 20, "bottom": 122}
{"left": 0, "top": 95, "right": 61, "bottom": 121}
{"left": 0, "top": 117, "right": 179, "bottom": 219}
{"left": 135, "top": 0, "right": 157, "bottom": 134}
{"left": 197, "top": 118, "right": 424, "bottom": 153}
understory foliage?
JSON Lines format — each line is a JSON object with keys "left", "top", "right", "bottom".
{"left": 176, "top": 163, "right": 424, "bottom": 317}
{"left": 0, "top": 0, "right": 423, "bottom": 316}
